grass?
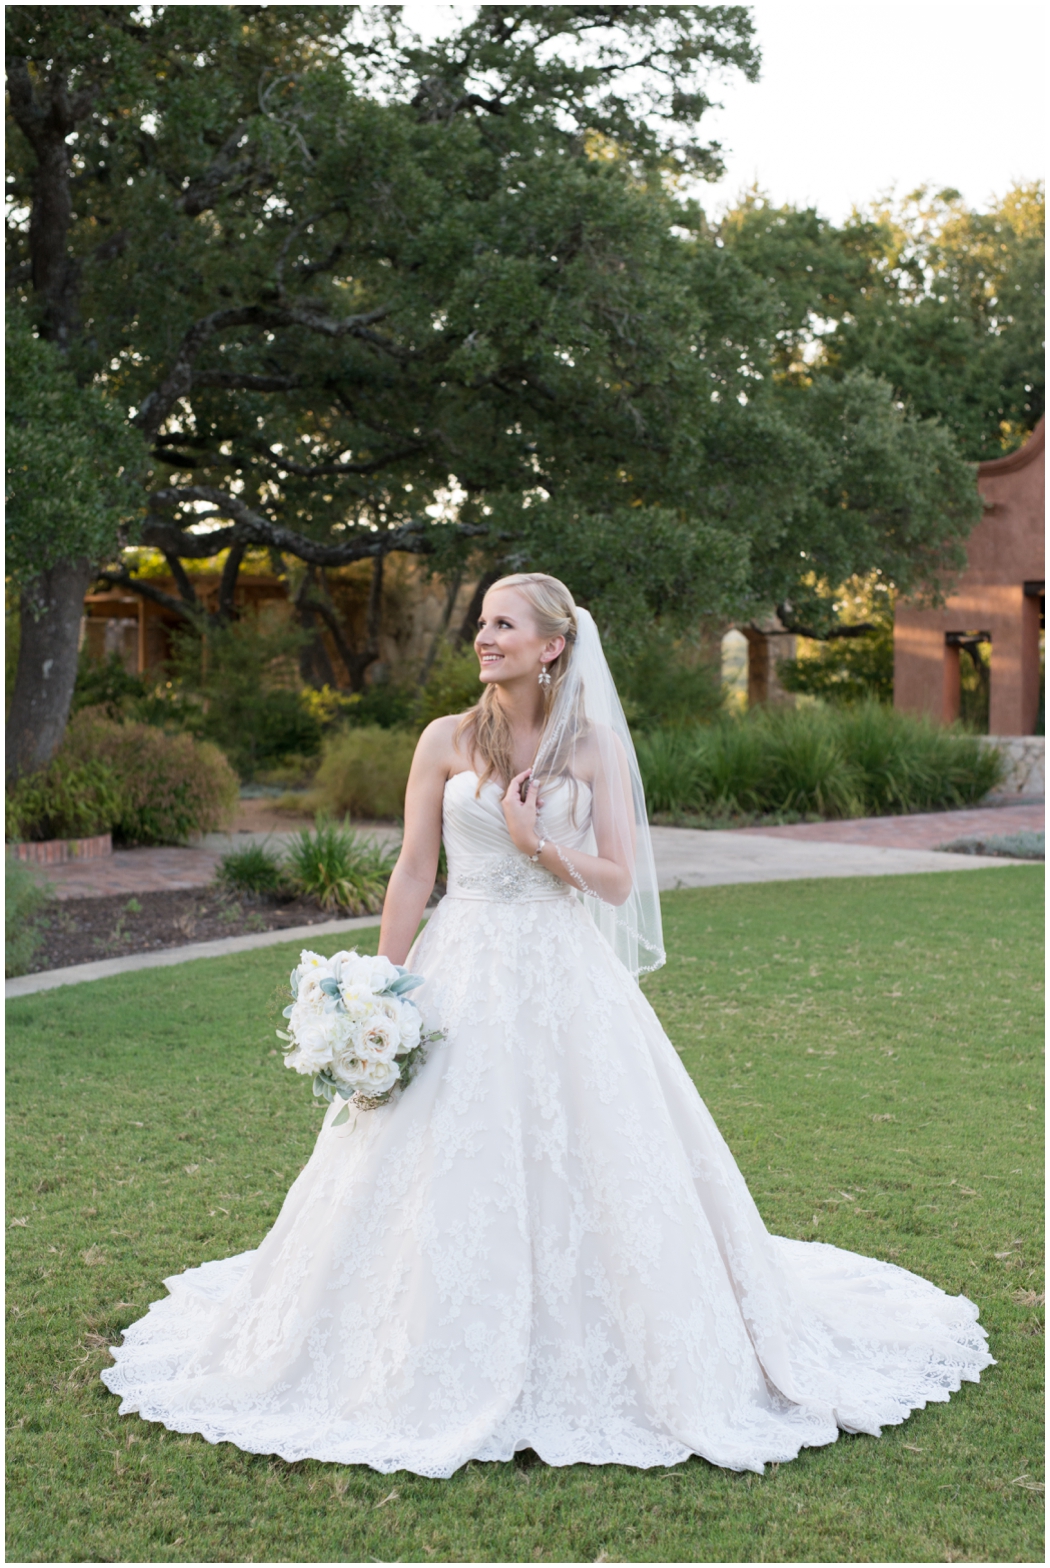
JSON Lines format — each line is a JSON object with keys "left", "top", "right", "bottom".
{"left": 6, "top": 867, "right": 1043, "bottom": 1563}
{"left": 635, "top": 703, "right": 1004, "bottom": 820}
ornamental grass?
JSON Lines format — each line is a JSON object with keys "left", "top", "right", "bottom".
{"left": 637, "top": 703, "right": 1004, "bottom": 821}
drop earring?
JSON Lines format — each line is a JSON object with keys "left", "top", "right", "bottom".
{"left": 538, "top": 662, "right": 552, "bottom": 688}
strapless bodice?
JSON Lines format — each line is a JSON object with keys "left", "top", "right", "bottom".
{"left": 442, "top": 771, "right": 592, "bottom": 903}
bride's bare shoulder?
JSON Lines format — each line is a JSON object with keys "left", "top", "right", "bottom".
{"left": 413, "top": 711, "right": 476, "bottom": 773}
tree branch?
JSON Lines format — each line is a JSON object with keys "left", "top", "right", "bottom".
{"left": 150, "top": 485, "right": 452, "bottom": 566}
{"left": 134, "top": 303, "right": 394, "bottom": 439}
{"left": 775, "top": 604, "right": 877, "bottom": 641}
{"left": 95, "top": 568, "right": 204, "bottom": 625}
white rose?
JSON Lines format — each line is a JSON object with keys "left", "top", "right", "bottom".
{"left": 357, "top": 1015, "right": 399, "bottom": 1062}
{"left": 355, "top": 1056, "right": 401, "bottom": 1097}
{"left": 341, "top": 953, "right": 399, "bottom": 990}
{"left": 393, "top": 999, "right": 422, "bottom": 1053}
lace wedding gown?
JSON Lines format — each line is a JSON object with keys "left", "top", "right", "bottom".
{"left": 102, "top": 771, "right": 993, "bottom": 1476}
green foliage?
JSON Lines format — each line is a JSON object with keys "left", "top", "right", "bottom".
{"left": 61, "top": 711, "right": 239, "bottom": 845}
{"left": 611, "top": 629, "right": 723, "bottom": 728}
{"left": 5, "top": 870, "right": 1043, "bottom": 1563}
{"left": 722, "top": 183, "right": 1044, "bottom": 463}
{"left": 779, "top": 627, "right": 895, "bottom": 705}
{"left": 4, "top": 858, "right": 49, "bottom": 977}
{"left": 7, "top": 6, "right": 988, "bottom": 655}
{"left": 4, "top": 303, "right": 145, "bottom": 587}
{"left": 71, "top": 651, "right": 148, "bottom": 719}
{"left": 5, "top": 756, "right": 123, "bottom": 843}
{"left": 937, "top": 831, "right": 1044, "bottom": 861}
{"left": 416, "top": 645, "right": 484, "bottom": 727}
{"left": 283, "top": 820, "right": 398, "bottom": 914}
{"left": 215, "top": 843, "right": 289, "bottom": 898}
{"left": 636, "top": 704, "right": 1004, "bottom": 820}
{"left": 150, "top": 620, "right": 323, "bottom": 782}
{"left": 301, "top": 682, "right": 417, "bottom": 732}
{"left": 303, "top": 728, "right": 418, "bottom": 821}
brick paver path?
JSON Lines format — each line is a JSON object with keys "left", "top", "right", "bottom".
{"left": 24, "top": 801, "right": 1041, "bottom": 902}
{"left": 732, "top": 801, "right": 1043, "bottom": 850}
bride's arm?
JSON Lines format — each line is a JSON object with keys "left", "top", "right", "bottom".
{"left": 378, "top": 718, "right": 456, "bottom": 964}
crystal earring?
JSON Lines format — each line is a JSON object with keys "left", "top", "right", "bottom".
{"left": 538, "top": 663, "right": 552, "bottom": 688}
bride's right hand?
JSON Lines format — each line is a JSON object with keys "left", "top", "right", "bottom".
{"left": 501, "top": 769, "right": 541, "bottom": 853}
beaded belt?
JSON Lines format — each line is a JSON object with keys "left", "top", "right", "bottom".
{"left": 447, "top": 854, "right": 574, "bottom": 903}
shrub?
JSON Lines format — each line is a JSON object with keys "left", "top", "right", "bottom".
{"left": 637, "top": 703, "right": 1005, "bottom": 821}
{"left": 632, "top": 730, "right": 704, "bottom": 815}
{"left": 304, "top": 726, "right": 418, "bottom": 820}
{"left": 61, "top": 710, "right": 239, "bottom": 845}
{"left": 416, "top": 644, "right": 483, "bottom": 727}
{"left": 284, "top": 819, "right": 398, "bottom": 913}
{"left": 216, "top": 842, "right": 288, "bottom": 896}
{"left": 144, "top": 618, "right": 324, "bottom": 780}
{"left": 5, "top": 859, "right": 49, "bottom": 977}
{"left": 71, "top": 650, "right": 148, "bottom": 719}
{"left": 611, "top": 630, "right": 723, "bottom": 728}
{"left": 6, "top": 756, "right": 123, "bottom": 842}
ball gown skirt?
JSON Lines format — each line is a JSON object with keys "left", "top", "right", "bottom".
{"left": 101, "top": 773, "right": 993, "bottom": 1477}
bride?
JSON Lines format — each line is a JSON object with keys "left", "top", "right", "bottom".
{"left": 102, "top": 572, "right": 992, "bottom": 1476}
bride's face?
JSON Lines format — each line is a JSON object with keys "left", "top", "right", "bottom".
{"left": 475, "top": 587, "right": 563, "bottom": 687}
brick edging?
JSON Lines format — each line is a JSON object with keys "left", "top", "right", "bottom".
{"left": 7, "top": 833, "right": 113, "bottom": 865}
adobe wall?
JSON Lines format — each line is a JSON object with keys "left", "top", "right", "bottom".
{"left": 893, "top": 420, "right": 1044, "bottom": 735}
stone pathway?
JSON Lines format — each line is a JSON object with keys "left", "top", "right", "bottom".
{"left": 25, "top": 826, "right": 401, "bottom": 902}
{"left": 27, "top": 802, "right": 1040, "bottom": 902}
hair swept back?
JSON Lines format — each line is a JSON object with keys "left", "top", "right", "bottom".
{"left": 454, "top": 572, "right": 579, "bottom": 793}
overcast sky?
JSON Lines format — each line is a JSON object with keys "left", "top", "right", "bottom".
{"left": 402, "top": 1, "right": 1045, "bottom": 222}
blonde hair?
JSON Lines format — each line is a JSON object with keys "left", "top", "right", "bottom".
{"left": 455, "top": 572, "right": 579, "bottom": 792}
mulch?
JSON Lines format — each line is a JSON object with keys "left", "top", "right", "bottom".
{"left": 22, "top": 887, "right": 377, "bottom": 975}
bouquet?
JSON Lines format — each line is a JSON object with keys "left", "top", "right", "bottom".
{"left": 278, "top": 948, "right": 442, "bottom": 1124}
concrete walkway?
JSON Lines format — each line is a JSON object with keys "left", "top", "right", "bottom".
{"left": 649, "top": 829, "right": 1026, "bottom": 891}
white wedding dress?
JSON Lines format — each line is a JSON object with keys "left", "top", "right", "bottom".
{"left": 102, "top": 771, "right": 993, "bottom": 1476}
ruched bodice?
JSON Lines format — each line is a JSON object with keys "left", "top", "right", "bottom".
{"left": 442, "top": 770, "right": 591, "bottom": 903}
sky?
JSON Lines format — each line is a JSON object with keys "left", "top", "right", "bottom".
{"left": 401, "top": 1, "right": 1045, "bottom": 223}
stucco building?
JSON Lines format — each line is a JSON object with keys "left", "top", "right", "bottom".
{"left": 893, "top": 419, "right": 1044, "bottom": 735}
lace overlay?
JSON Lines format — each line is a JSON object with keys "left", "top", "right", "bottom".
{"left": 101, "top": 771, "right": 993, "bottom": 1477}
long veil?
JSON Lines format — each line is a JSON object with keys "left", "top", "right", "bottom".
{"left": 531, "top": 607, "right": 665, "bottom": 978}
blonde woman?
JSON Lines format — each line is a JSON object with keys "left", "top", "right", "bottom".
{"left": 104, "top": 573, "right": 991, "bottom": 1477}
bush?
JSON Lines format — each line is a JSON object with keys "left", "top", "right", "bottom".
{"left": 304, "top": 726, "right": 418, "bottom": 820}
{"left": 143, "top": 618, "right": 324, "bottom": 780}
{"left": 637, "top": 703, "right": 1004, "bottom": 821}
{"left": 61, "top": 710, "right": 239, "bottom": 845}
{"left": 5, "top": 859, "right": 49, "bottom": 977}
{"left": 6, "top": 756, "right": 123, "bottom": 842}
{"left": 416, "top": 644, "right": 483, "bottom": 727}
{"left": 216, "top": 842, "right": 289, "bottom": 896}
{"left": 284, "top": 819, "right": 398, "bottom": 913}
{"left": 71, "top": 651, "right": 148, "bottom": 719}
{"left": 610, "top": 630, "right": 723, "bottom": 728}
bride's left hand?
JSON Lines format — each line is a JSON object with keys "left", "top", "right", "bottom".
{"left": 502, "top": 769, "right": 542, "bottom": 854}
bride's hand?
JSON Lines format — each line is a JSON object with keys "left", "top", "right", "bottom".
{"left": 502, "top": 769, "right": 542, "bottom": 854}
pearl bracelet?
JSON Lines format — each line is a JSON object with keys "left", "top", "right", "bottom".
{"left": 528, "top": 837, "right": 548, "bottom": 862}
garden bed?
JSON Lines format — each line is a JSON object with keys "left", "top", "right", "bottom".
{"left": 18, "top": 888, "right": 361, "bottom": 975}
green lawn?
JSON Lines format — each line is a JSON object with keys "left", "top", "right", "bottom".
{"left": 6, "top": 867, "right": 1043, "bottom": 1564}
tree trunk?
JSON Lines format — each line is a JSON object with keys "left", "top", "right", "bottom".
{"left": 6, "top": 559, "right": 94, "bottom": 781}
